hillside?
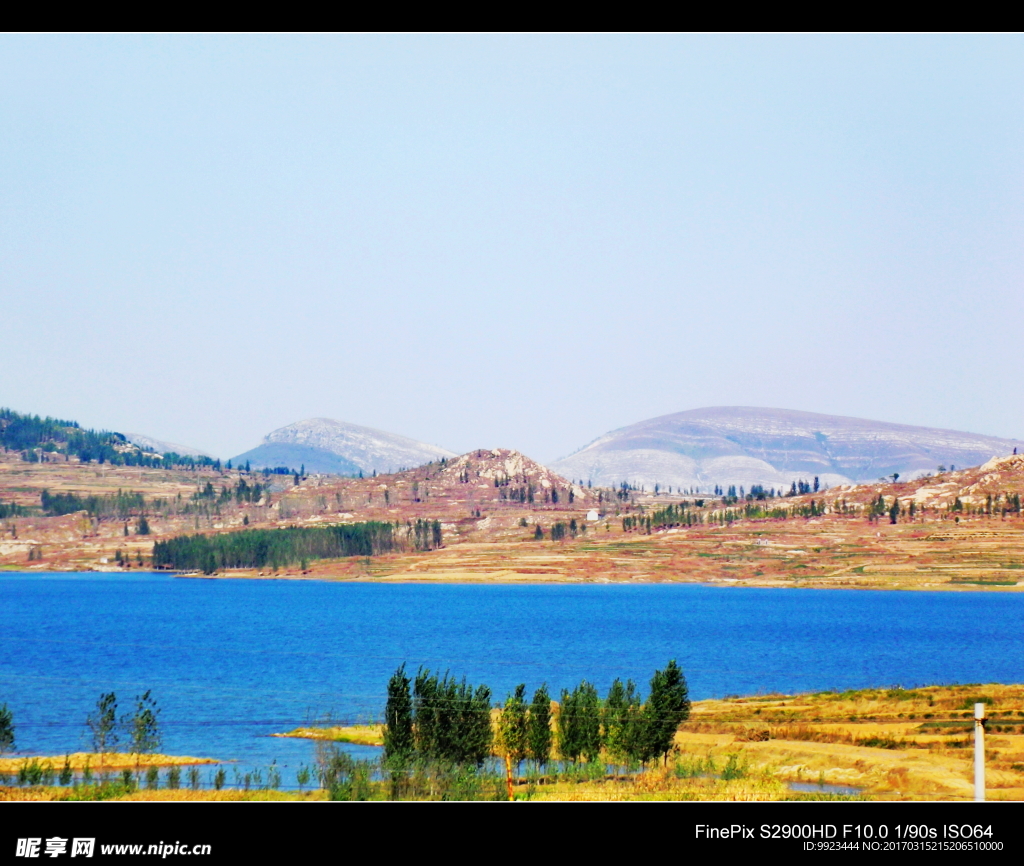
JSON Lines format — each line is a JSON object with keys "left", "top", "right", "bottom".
{"left": 232, "top": 418, "right": 455, "bottom": 475}
{"left": 552, "top": 406, "right": 1022, "bottom": 492}
{"left": 0, "top": 407, "right": 217, "bottom": 469}
{"left": 0, "top": 445, "right": 597, "bottom": 572}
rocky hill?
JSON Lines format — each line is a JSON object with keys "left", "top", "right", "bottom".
{"left": 289, "top": 447, "right": 596, "bottom": 518}
{"left": 552, "top": 406, "right": 1022, "bottom": 492}
{"left": 231, "top": 418, "right": 456, "bottom": 476}
{"left": 816, "top": 452, "right": 1024, "bottom": 515}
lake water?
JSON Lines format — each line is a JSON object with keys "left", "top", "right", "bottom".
{"left": 2, "top": 572, "right": 1023, "bottom": 787}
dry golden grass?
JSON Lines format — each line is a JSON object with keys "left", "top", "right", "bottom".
{"left": 0, "top": 752, "right": 217, "bottom": 773}
{"left": 0, "top": 786, "right": 327, "bottom": 802}
{"left": 676, "top": 683, "right": 1024, "bottom": 800}
{"left": 275, "top": 724, "right": 383, "bottom": 746}
{"left": 116, "top": 788, "right": 325, "bottom": 801}
{"left": 276, "top": 683, "right": 1023, "bottom": 801}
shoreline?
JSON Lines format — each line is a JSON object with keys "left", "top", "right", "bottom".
{"left": 3, "top": 566, "right": 1023, "bottom": 591}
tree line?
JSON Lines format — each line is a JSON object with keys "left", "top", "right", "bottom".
{"left": 1, "top": 407, "right": 219, "bottom": 470}
{"left": 0, "top": 499, "right": 28, "bottom": 519}
{"left": 41, "top": 489, "right": 147, "bottom": 518}
{"left": 0, "top": 691, "right": 160, "bottom": 760}
{"left": 382, "top": 660, "right": 690, "bottom": 774}
{"left": 152, "top": 519, "right": 443, "bottom": 573}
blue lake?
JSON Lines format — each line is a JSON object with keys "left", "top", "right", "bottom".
{"left": 2, "top": 572, "right": 1023, "bottom": 786}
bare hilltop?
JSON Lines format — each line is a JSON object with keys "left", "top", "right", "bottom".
{"left": 552, "top": 406, "right": 1022, "bottom": 492}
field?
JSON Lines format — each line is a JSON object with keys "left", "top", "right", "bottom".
{"left": 277, "top": 683, "right": 1024, "bottom": 801}
{"left": 4, "top": 684, "right": 1020, "bottom": 801}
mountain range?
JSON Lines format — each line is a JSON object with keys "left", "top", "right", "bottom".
{"left": 551, "top": 406, "right": 1022, "bottom": 492}
{"left": 106, "top": 407, "right": 1024, "bottom": 492}
{"left": 230, "top": 418, "right": 456, "bottom": 476}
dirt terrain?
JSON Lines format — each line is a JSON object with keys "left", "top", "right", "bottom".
{"left": 3, "top": 447, "right": 1024, "bottom": 590}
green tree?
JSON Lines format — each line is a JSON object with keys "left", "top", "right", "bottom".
{"left": 86, "top": 692, "right": 119, "bottom": 755}
{"left": 124, "top": 691, "right": 161, "bottom": 754}
{"left": 0, "top": 703, "right": 13, "bottom": 755}
{"left": 558, "top": 680, "right": 601, "bottom": 763}
{"left": 498, "top": 684, "right": 529, "bottom": 770}
{"left": 137, "top": 515, "right": 150, "bottom": 535}
{"left": 527, "top": 685, "right": 552, "bottom": 767}
{"left": 640, "top": 660, "right": 690, "bottom": 765}
{"left": 578, "top": 681, "right": 602, "bottom": 762}
{"left": 412, "top": 668, "right": 491, "bottom": 765}
{"left": 603, "top": 678, "right": 640, "bottom": 763}
{"left": 383, "top": 664, "right": 414, "bottom": 763}
{"left": 413, "top": 668, "right": 440, "bottom": 759}
{"left": 463, "top": 683, "right": 493, "bottom": 766}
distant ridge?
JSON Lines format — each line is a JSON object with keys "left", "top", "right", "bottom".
{"left": 124, "top": 433, "right": 211, "bottom": 459}
{"left": 231, "top": 418, "right": 456, "bottom": 475}
{"left": 552, "top": 407, "right": 1022, "bottom": 492}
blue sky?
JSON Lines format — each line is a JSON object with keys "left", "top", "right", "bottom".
{"left": 2, "top": 35, "right": 1022, "bottom": 461}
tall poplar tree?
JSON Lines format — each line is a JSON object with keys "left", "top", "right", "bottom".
{"left": 87, "top": 692, "right": 118, "bottom": 755}
{"left": 603, "top": 678, "right": 641, "bottom": 763}
{"left": 498, "top": 684, "right": 529, "bottom": 770}
{"left": 558, "top": 680, "right": 601, "bottom": 763}
{"left": 527, "top": 685, "right": 552, "bottom": 767}
{"left": 383, "top": 664, "right": 414, "bottom": 762}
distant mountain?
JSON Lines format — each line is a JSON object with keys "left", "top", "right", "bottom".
{"left": 231, "top": 418, "right": 456, "bottom": 476}
{"left": 124, "top": 433, "right": 212, "bottom": 459}
{"left": 552, "top": 407, "right": 1022, "bottom": 492}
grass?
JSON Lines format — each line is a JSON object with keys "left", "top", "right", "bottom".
{"left": 275, "top": 724, "right": 383, "bottom": 746}
{"left": 677, "top": 682, "right": 1024, "bottom": 800}
{"left": 0, "top": 752, "right": 216, "bottom": 774}
{"left": 4, "top": 683, "right": 1023, "bottom": 801}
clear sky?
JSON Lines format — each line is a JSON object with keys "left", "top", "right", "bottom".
{"left": 2, "top": 34, "right": 1022, "bottom": 462}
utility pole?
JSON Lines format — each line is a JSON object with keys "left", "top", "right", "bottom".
{"left": 974, "top": 702, "right": 987, "bottom": 802}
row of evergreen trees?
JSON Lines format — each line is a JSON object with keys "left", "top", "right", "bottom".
{"left": 383, "top": 667, "right": 494, "bottom": 765}
{"left": 0, "top": 499, "right": 28, "bottom": 519}
{"left": 152, "top": 520, "right": 442, "bottom": 573}
{"left": 382, "top": 661, "right": 690, "bottom": 770}
{"left": 1, "top": 407, "right": 219, "bottom": 470}
{"left": 41, "top": 488, "right": 147, "bottom": 518}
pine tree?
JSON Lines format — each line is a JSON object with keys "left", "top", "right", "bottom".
{"left": 383, "top": 664, "right": 414, "bottom": 763}
{"left": 527, "top": 685, "right": 552, "bottom": 767}
{"left": 641, "top": 660, "right": 689, "bottom": 765}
